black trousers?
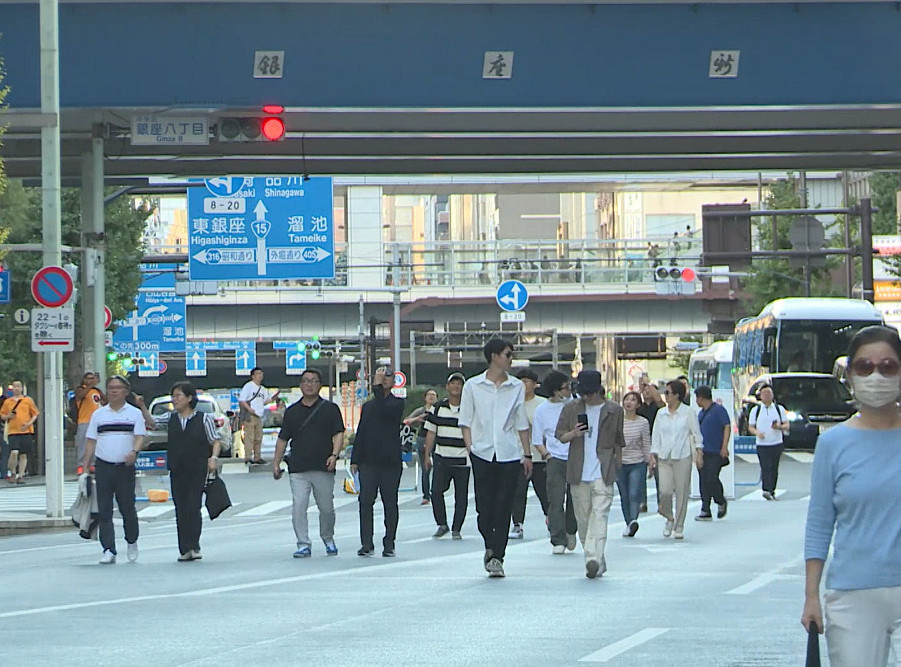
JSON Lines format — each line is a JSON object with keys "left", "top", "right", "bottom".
{"left": 470, "top": 454, "right": 521, "bottom": 561}
{"left": 170, "top": 467, "right": 207, "bottom": 555}
{"left": 431, "top": 457, "right": 470, "bottom": 531}
{"left": 757, "top": 444, "right": 784, "bottom": 494}
{"left": 511, "top": 461, "right": 549, "bottom": 525}
{"left": 358, "top": 463, "right": 402, "bottom": 549}
{"left": 699, "top": 452, "right": 726, "bottom": 513}
{"left": 95, "top": 458, "right": 138, "bottom": 555}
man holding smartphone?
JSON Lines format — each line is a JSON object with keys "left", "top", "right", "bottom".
{"left": 458, "top": 338, "right": 532, "bottom": 579}
{"left": 748, "top": 383, "right": 789, "bottom": 501}
{"left": 556, "top": 371, "right": 624, "bottom": 579}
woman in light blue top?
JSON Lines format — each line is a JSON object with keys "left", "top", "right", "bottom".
{"left": 802, "top": 325, "right": 901, "bottom": 666}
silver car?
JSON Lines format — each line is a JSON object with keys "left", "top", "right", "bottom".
{"left": 145, "top": 394, "right": 234, "bottom": 457}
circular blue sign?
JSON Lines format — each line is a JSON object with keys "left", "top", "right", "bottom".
{"left": 496, "top": 280, "right": 529, "bottom": 312}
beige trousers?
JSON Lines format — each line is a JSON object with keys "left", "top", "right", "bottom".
{"left": 243, "top": 414, "right": 263, "bottom": 458}
{"left": 657, "top": 456, "right": 692, "bottom": 532}
{"left": 825, "top": 585, "right": 901, "bottom": 666}
{"left": 570, "top": 478, "right": 614, "bottom": 564}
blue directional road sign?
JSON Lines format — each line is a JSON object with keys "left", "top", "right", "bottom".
{"left": 235, "top": 346, "right": 256, "bottom": 375}
{"left": 286, "top": 349, "right": 307, "bottom": 376}
{"left": 138, "top": 351, "right": 161, "bottom": 378}
{"left": 0, "top": 270, "right": 10, "bottom": 304}
{"left": 187, "top": 176, "right": 335, "bottom": 281}
{"left": 185, "top": 347, "right": 207, "bottom": 377}
{"left": 113, "top": 291, "right": 186, "bottom": 354}
{"left": 496, "top": 280, "right": 529, "bottom": 312}
{"left": 230, "top": 389, "right": 240, "bottom": 410}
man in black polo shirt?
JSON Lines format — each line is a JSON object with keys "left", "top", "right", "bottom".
{"left": 273, "top": 369, "right": 346, "bottom": 558}
{"left": 424, "top": 372, "right": 469, "bottom": 539}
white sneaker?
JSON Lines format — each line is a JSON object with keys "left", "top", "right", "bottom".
{"left": 552, "top": 544, "right": 566, "bottom": 555}
{"left": 508, "top": 524, "right": 523, "bottom": 540}
{"left": 127, "top": 542, "right": 138, "bottom": 563}
{"left": 566, "top": 533, "right": 577, "bottom": 551}
{"left": 622, "top": 527, "right": 632, "bottom": 537}
{"left": 663, "top": 520, "right": 674, "bottom": 538}
{"left": 673, "top": 530, "right": 684, "bottom": 540}
{"left": 99, "top": 550, "right": 116, "bottom": 565}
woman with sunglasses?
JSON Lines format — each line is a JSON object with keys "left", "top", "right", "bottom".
{"left": 649, "top": 379, "right": 702, "bottom": 540}
{"left": 802, "top": 325, "right": 901, "bottom": 665}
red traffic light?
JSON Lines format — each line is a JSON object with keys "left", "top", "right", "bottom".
{"left": 262, "top": 104, "right": 284, "bottom": 114}
{"left": 681, "top": 267, "right": 696, "bottom": 282}
{"left": 261, "top": 117, "right": 285, "bottom": 141}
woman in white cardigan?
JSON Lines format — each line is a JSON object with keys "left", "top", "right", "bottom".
{"left": 649, "top": 380, "right": 703, "bottom": 540}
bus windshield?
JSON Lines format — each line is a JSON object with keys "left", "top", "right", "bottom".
{"left": 777, "top": 321, "right": 871, "bottom": 373}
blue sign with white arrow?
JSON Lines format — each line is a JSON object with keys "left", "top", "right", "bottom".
{"left": 187, "top": 176, "right": 335, "bottom": 281}
{"left": 286, "top": 349, "right": 307, "bottom": 375}
{"left": 235, "top": 346, "right": 256, "bottom": 375}
{"left": 185, "top": 348, "right": 207, "bottom": 377}
{"left": 113, "top": 290, "right": 186, "bottom": 354}
{"left": 496, "top": 280, "right": 529, "bottom": 312}
{"left": 0, "top": 270, "right": 10, "bottom": 304}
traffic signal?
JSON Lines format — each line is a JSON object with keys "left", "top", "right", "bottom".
{"left": 311, "top": 335, "right": 321, "bottom": 360}
{"left": 654, "top": 266, "right": 696, "bottom": 295}
{"left": 218, "top": 106, "right": 285, "bottom": 142}
{"left": 107, "top": 350, "right": 117, "bottom": 362}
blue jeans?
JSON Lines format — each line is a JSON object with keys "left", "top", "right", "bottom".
{"left": 616, "top": 462, "right": 647, "bottom": 525}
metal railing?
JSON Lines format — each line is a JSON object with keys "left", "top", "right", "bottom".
{"left": 384, "top": 237, "right": 700, "bottom": 288}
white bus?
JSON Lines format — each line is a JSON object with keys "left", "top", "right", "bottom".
{"left": 732, "top": 297, "right": 883, "bottom": 401}
{"left": 688, "top": 341, "right": 734, "bottom": 392}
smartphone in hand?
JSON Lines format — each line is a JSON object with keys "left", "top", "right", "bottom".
{"left": 577, "top": 413, "right": 589, "bottom": 431}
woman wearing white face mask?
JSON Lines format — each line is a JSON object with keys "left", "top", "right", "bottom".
{"left": 802, "top": 325, "right": 901, "bottom": 666}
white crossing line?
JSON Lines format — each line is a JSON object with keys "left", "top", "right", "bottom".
{"left": 0, "top": 484, "right": 79, "bottom": 512}
{"left": 579, "top": 628, "right": 669, "bottom": 662}
{"left": 737, "top": 454, "right": 758, "bottom": 464}
{"left": 137, "top": 504, "right": 174, "bottom": 518}
{"left": 234, "top": 500, "right": 292, "bottom": 517}
{"left": 739, "top": 489, "right": 787, "bottom": 501}
{"left": 785, "top": 451, "right": 815, "bottom": 463}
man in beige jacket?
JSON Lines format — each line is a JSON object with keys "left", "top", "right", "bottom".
{"left": 556, "top": 370, "right": 624, "bottom": 579}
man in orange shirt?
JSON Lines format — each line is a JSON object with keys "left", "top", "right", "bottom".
{"left": 1, "top": 381, "right": 40, "bottom": 484}
{"left": 74, "top": 372, "right": 106, "bottom": 466}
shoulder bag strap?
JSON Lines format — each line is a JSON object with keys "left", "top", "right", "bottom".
{"left": 293, "top": 399, "right": 328, "bottom": 440}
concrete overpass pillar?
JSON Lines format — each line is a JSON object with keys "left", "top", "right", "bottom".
{"left": 80, "top": 138, "right": 106, "bottom": 384}
{"left": 346, "top": 186, "right": 384, "bottom": 289}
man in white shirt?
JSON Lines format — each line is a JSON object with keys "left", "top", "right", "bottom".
{"left": 556, "top": 371, "right": 624, "bottom": 579}
{"left": 747, "top": 383, "right": 789, "bottom": 500}
{"left": 532, "top": 370, "right": 578, "bottom": 555}
{"left": 82, "top": 375, "right": 147, "bottom": 565}
{"left": 508, "top": 368, "right": 548, "bottom": 540}
{"left": 458, "top": 338, "right": 532, "bottom": 579}
{"left": 239, "top": 367, "right": 279, "bottom": 465}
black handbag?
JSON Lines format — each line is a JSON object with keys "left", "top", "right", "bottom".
{"left": 805, "top": 622, "right": 821, "bottom": 667}
{"left": 204, "top": 473, "right": 232, "bottom": 520}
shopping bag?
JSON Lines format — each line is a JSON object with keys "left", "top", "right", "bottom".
{"left": 805, "top": 622, "right": 821, "bottom": 667}
{"left": 204, "top": 473, "right": 232, "bottom": 520}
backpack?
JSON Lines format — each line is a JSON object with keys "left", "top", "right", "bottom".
{"left": 751, "top": 403, "right": 783, "bottom": 426}
{"left": 67, "top": 395, "right": 80, "bottom": 424}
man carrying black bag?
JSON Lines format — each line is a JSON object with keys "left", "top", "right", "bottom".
{"left": 272, "top": 369, "right": 346, "bottom": 558}
{"left": 167, "top": 381, "right": 222, "bottom": 562}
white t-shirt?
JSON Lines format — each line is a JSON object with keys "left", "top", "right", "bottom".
{"left": 523, "top": 395, "right": 547, "bottom": 460}
{"left": 749, "top": 402, "right": 787, "bottom": 446}
{"left": 86, "top": 403, "right": 147, "bottom": 463}
{"left": 581, "top": 404, "right": 603, "bottom": 482}
{"left": 239, "top": 381, "right": 270, "bottom": 418}
{"left": 531, "top": 400, "right": 568, "bottom": 460}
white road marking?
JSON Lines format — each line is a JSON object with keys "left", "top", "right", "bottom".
{"left": 739, "top": 489, "right": 787, "bottom": 501}
{"left": 137, "top": 504, "right": 174, "bottom": 518}
{"left": 725, "top": 555, "right": 804, "bottom": 595}
{"left": 785, "top": 451, "right": 815, "bottom": 463}
{"left": 737, "top": 454, "right": 758, "bottom": 464}
{"left": 233, "top": 500, "right": 292, "bottom": 517}
{"left": 579, "top": 628, "right": 669, "bottom": 662}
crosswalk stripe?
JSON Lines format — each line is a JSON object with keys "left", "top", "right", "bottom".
{"left": 137, "top": 504, "right": 174, "bottom": 518}
{"left": 234, "top": 500, "right": 292, "bottom": 517}
{"left": 785, "top": 451, "right": 815, "bottom": 463}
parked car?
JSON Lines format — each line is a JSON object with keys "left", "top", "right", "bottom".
{"left": 737, "top": 372, "right": 855, "bottom": 449}
{"left": 145, "top": 394, "right": 234, "bottom": 457}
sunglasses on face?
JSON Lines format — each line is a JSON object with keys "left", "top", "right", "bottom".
{"left": 663, "top": 390, "right": 673, "bottom": 395}
{"left": 851, "top": 357, "right": 901, "bottom": 377}
{"left": 503, "top": 351, "right": 514, "bottom": 358}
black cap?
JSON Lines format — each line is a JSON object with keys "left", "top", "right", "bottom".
{"left": 576, "top": 370, "right": 602, "bottom": 395}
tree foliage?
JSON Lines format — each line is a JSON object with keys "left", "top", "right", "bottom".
{"left": 738, "top": 174, "right": 841, "bottom": 317}
{"left": 869, "top": 172, "right": 898, "bottom": 236}
{"left": 0, "top": 181, "right": 147, "bottom": 388}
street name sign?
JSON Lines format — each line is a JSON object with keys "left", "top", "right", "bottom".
{"left": 113, "top": 291, "right": 186, "bottom": 354}
{"left": 187, "top": 176, "right": 335, "bottom": 281}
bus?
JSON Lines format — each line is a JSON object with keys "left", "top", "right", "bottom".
{"left": 732, "top": 297, "right": 883, "bottom": 400}
{"left": 688, "top": 341, "right": 734, "bottom": 392}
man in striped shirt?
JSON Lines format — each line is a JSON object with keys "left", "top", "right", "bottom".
{"left": 424, "top": 373, "right": 469, "bottom": 539}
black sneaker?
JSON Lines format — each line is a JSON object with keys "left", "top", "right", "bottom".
{"left": 432, "top": 525, "right": 450, "bottom": 538}
{"left": 357, "top": 546, "right": 373, "bottom": 557}
{"left": 382, "top": 547, "right": 396, "bottom": 558}
{"left": 586, "top": 559, "right": 600, "bottom": 579}
{"left": 451, "top": 531, "right": 462, "bottom": 540}
{"left": 717, "top": 501, "right": 728, "bottom": 519}
{"left": 487, "top": 557, "right": 505, "bottom": 578}
{"left": 762, "top": 491, "right": 774, "bottom": 501}
{"left": 695, "top": 513, "right": 713, "bottom": 522}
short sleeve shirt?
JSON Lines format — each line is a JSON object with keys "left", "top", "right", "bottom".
{"left": 698, "top": 402, "right": 731, "bottom": 454}
{"left": 278, "top": 398, "right": 345, "bottom": 472}
{"left": 239, "top": 381, "right": 270, "bottom": 418}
